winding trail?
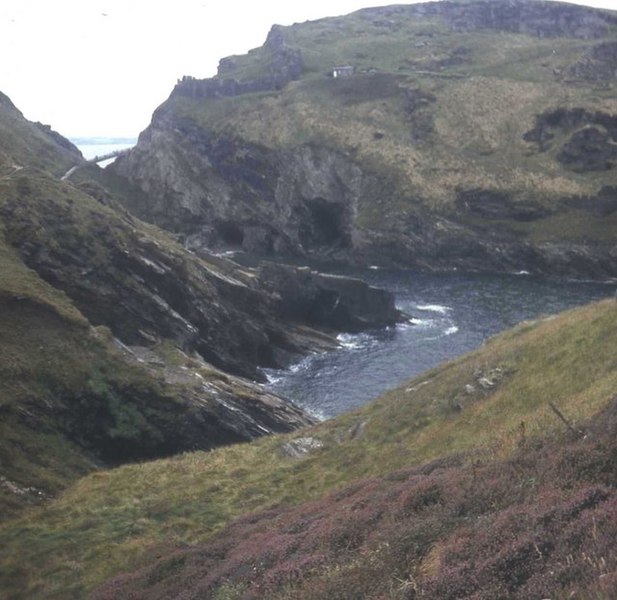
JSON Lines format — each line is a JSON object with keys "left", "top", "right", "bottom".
{"left": 0, "top": 164, "right": 23, "bottom": 180}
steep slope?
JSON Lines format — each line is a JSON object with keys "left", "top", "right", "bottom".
{"left": 0, "top": 98, "right": 314, "bottom": 521}
{"left": 1, "top": 169, "right": 401, "bottom": 380}
{"left": 0, "top": 92, "right": 403, "bottom": 521}
{"left": 0, "top": 91, "right": 82, "bottom": 175}
{"left": 0, "top": 296, "right": 614, "bottom": 597}
{"left": 94, "top": 399, "right": 617, "bottom": 599}
{"left": 0, "top": 264, "right": 309, "bottom": 521}
{"left": 113, "top": 0, "right": 617, "bottom": 277}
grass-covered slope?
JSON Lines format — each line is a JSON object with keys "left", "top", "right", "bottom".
{"left": 0, "top": 92, "right": 322, "bottom": 522}
{"left": 0, "top": 296, "right": 614, "bottom": 597}
{"left": 0, "top": 209, "right": 310, "bottom": 522}
{"left": 186, "top": 0, "right": 617, "bottom": 209}
{"left": 115, "top": 0, "right": 617, "bottom": 276}
{"left": 95, "top": 399, "right": 617, "bottom": 599}
{"left": 0, "top": 91, "right": 81, "bottom": 176}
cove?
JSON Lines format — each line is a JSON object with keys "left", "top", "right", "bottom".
{"left": 264, "top": 268, "right": 614, "bottom": 419}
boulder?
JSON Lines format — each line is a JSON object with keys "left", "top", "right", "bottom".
{"left": 257, "top": 261, "right": 405, "bottom": 332}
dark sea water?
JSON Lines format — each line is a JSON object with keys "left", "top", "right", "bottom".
{"left": 263, "top": 268, "right": 615, "bottom": 419}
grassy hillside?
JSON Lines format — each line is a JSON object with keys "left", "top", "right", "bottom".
{"left": 94, "top": 398, "right": 617, "bottom": 599}
{"left": 118, "top": 0, "right": 617, "bottom": 275}
{"left": 175, "top": 2, "right": 617, "bottom": 219}
{"left": 0, "top": 296, "right": 614, "bottom": 597}
{"left": 0, "top": 94, "right": 321, "bottom": 523}
{"left": 0, "top": 91, "right": 81, "bottom": 176}
{"left": 0, "top": 202, "right": 292, "bottom": 522}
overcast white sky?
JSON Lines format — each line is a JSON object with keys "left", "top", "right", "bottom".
{"left": 1, "top": 0, "right": 615, "bottom": 139}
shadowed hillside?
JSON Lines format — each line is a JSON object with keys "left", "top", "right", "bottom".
{"left": 0, "top": 91, "right": 402, "bottom": 522}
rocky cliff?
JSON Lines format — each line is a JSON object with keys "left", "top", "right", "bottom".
{"left": 0, "top": 92, "right": 401, "bottom": 518}
{"left": 112, "top": 0, "right": 617, "bottom": 279}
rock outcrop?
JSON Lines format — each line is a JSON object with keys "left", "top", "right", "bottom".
{"left": 434, "top": 0, "right": 617, "bottom": 38}
{"left": 1, "top": 169, "right": 402, "bottom": 382}
{"left": 257, "top": 262, "right": 404, "bottom": 332}
{"left": 111, "top": 0, "right": 617, "bottom": 280}
{"left": 172, "top": 24, "right": 303, "bottom": 100}
{"left": 0, "top": 91, "right": 403, "bottom": 516}
{"left": 524, "top": 108, "right": 617, "bottom": 172}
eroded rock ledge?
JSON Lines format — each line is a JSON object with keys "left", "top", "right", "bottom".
{"left": 257, "top": 261, "right": 405, "bottom": 332}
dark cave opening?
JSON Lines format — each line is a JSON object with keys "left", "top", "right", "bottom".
{"left": 302, "top": 198, "right": 350, "bottom": 248}
{"left": 217, "top": 221, "right": 245, "bottom": 246}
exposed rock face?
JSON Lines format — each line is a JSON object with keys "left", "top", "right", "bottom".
{"left": 1, "top": 170, "right": 403, "bottom": 382}
{"left": 105, "top": 339, "right": 315, "bottom": 454}
{"left": 568, "top": 41, "right": 617, "bottom": 80}
{"left": 257, "top": 262, "right": 404, "bottom": 332}
{"left": 281, "top": 436, "right": 323, "bottom": 458}
{"left": 113, "top": 111, "right": 522, "bottom": 274}
{"left": 113, "top": 109, "right": 617, "bottom": 279}
{"left": 562, "top": 186, "right": 617, "bottom": 217}
{"left": 112, "top": 113, "right": 363, "bottom": 257}
{"left": 0, "top": 289, "right": 314, "bottom": 518}
{"left": 353, "top": 0, "right": 617, "bottom": 38}
{"left": 110, "top": 0, "right": 617, "bottom": 280}
{"left": 524, "top": 108, "right": 617, "bottom": 172}
{"left": 558, "top": 127, "right": 617, "bottom": 172}
{"left": 173, "top": 24, "right": 303, "bottom": 100}
{"left": 435, "top": 0, "right": 617, "bottom": 38}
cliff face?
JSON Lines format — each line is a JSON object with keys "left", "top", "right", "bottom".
{"left": 0, "top": 92, "right": 402, "bottom": 518}
{"left": 113, "top": 0, "right": 617, "bottom": 278}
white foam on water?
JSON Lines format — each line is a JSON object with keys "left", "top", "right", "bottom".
{"left": 337, "top": 333, "right": 365, "bottom": 350}
{"left": 337, "top": 332, "right": 378, "bottom": 351}
{"left": 289, "top": 358, "right": 311, "bottom": 374}
{"left": 263, "top": 372, "right": 283, "bottom": 385}
{"left": 408, "top": 317, "right": 436, "bottom": 328}
{"left": 415, "top": 304, "right": 451, "bottom": 314}
{"left": 262, "top": 355, "right": 312, "bottom": 382}
{"left": 444, "top": 325, "right": 459, "bottom": 335}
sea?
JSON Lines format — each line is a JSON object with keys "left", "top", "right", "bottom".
{"left": 263, "top": 268, "right": 615, "bottom": 420}
{"left": 72, "top": 138, "right": 136, "bottom": 166}
{"left": 65, "top": 143, "right": 615, "bottom": 421}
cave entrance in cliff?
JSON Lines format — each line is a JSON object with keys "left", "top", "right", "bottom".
{"left": 217, "top": 221, "right": 245, "bottom": 247}
{"left": 303, "top": 198, "right": 350, "bottom": 248}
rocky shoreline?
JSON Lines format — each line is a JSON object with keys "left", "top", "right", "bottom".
{"left": 109, "top": 0, "right": 617, "bottom": 281}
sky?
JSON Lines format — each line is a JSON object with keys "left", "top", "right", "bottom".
{"left": 1, "top": 0, "right": 616, "bottom": 139}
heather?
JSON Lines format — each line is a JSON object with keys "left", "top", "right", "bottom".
{"left": 2, "top": 2, "right": 617, "bottom": 598}
{"left": 1, "top": 298, "right": 615, "bottom": 598}
{"left": 93, "top": 397, "right": 617, "bottom": 599}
